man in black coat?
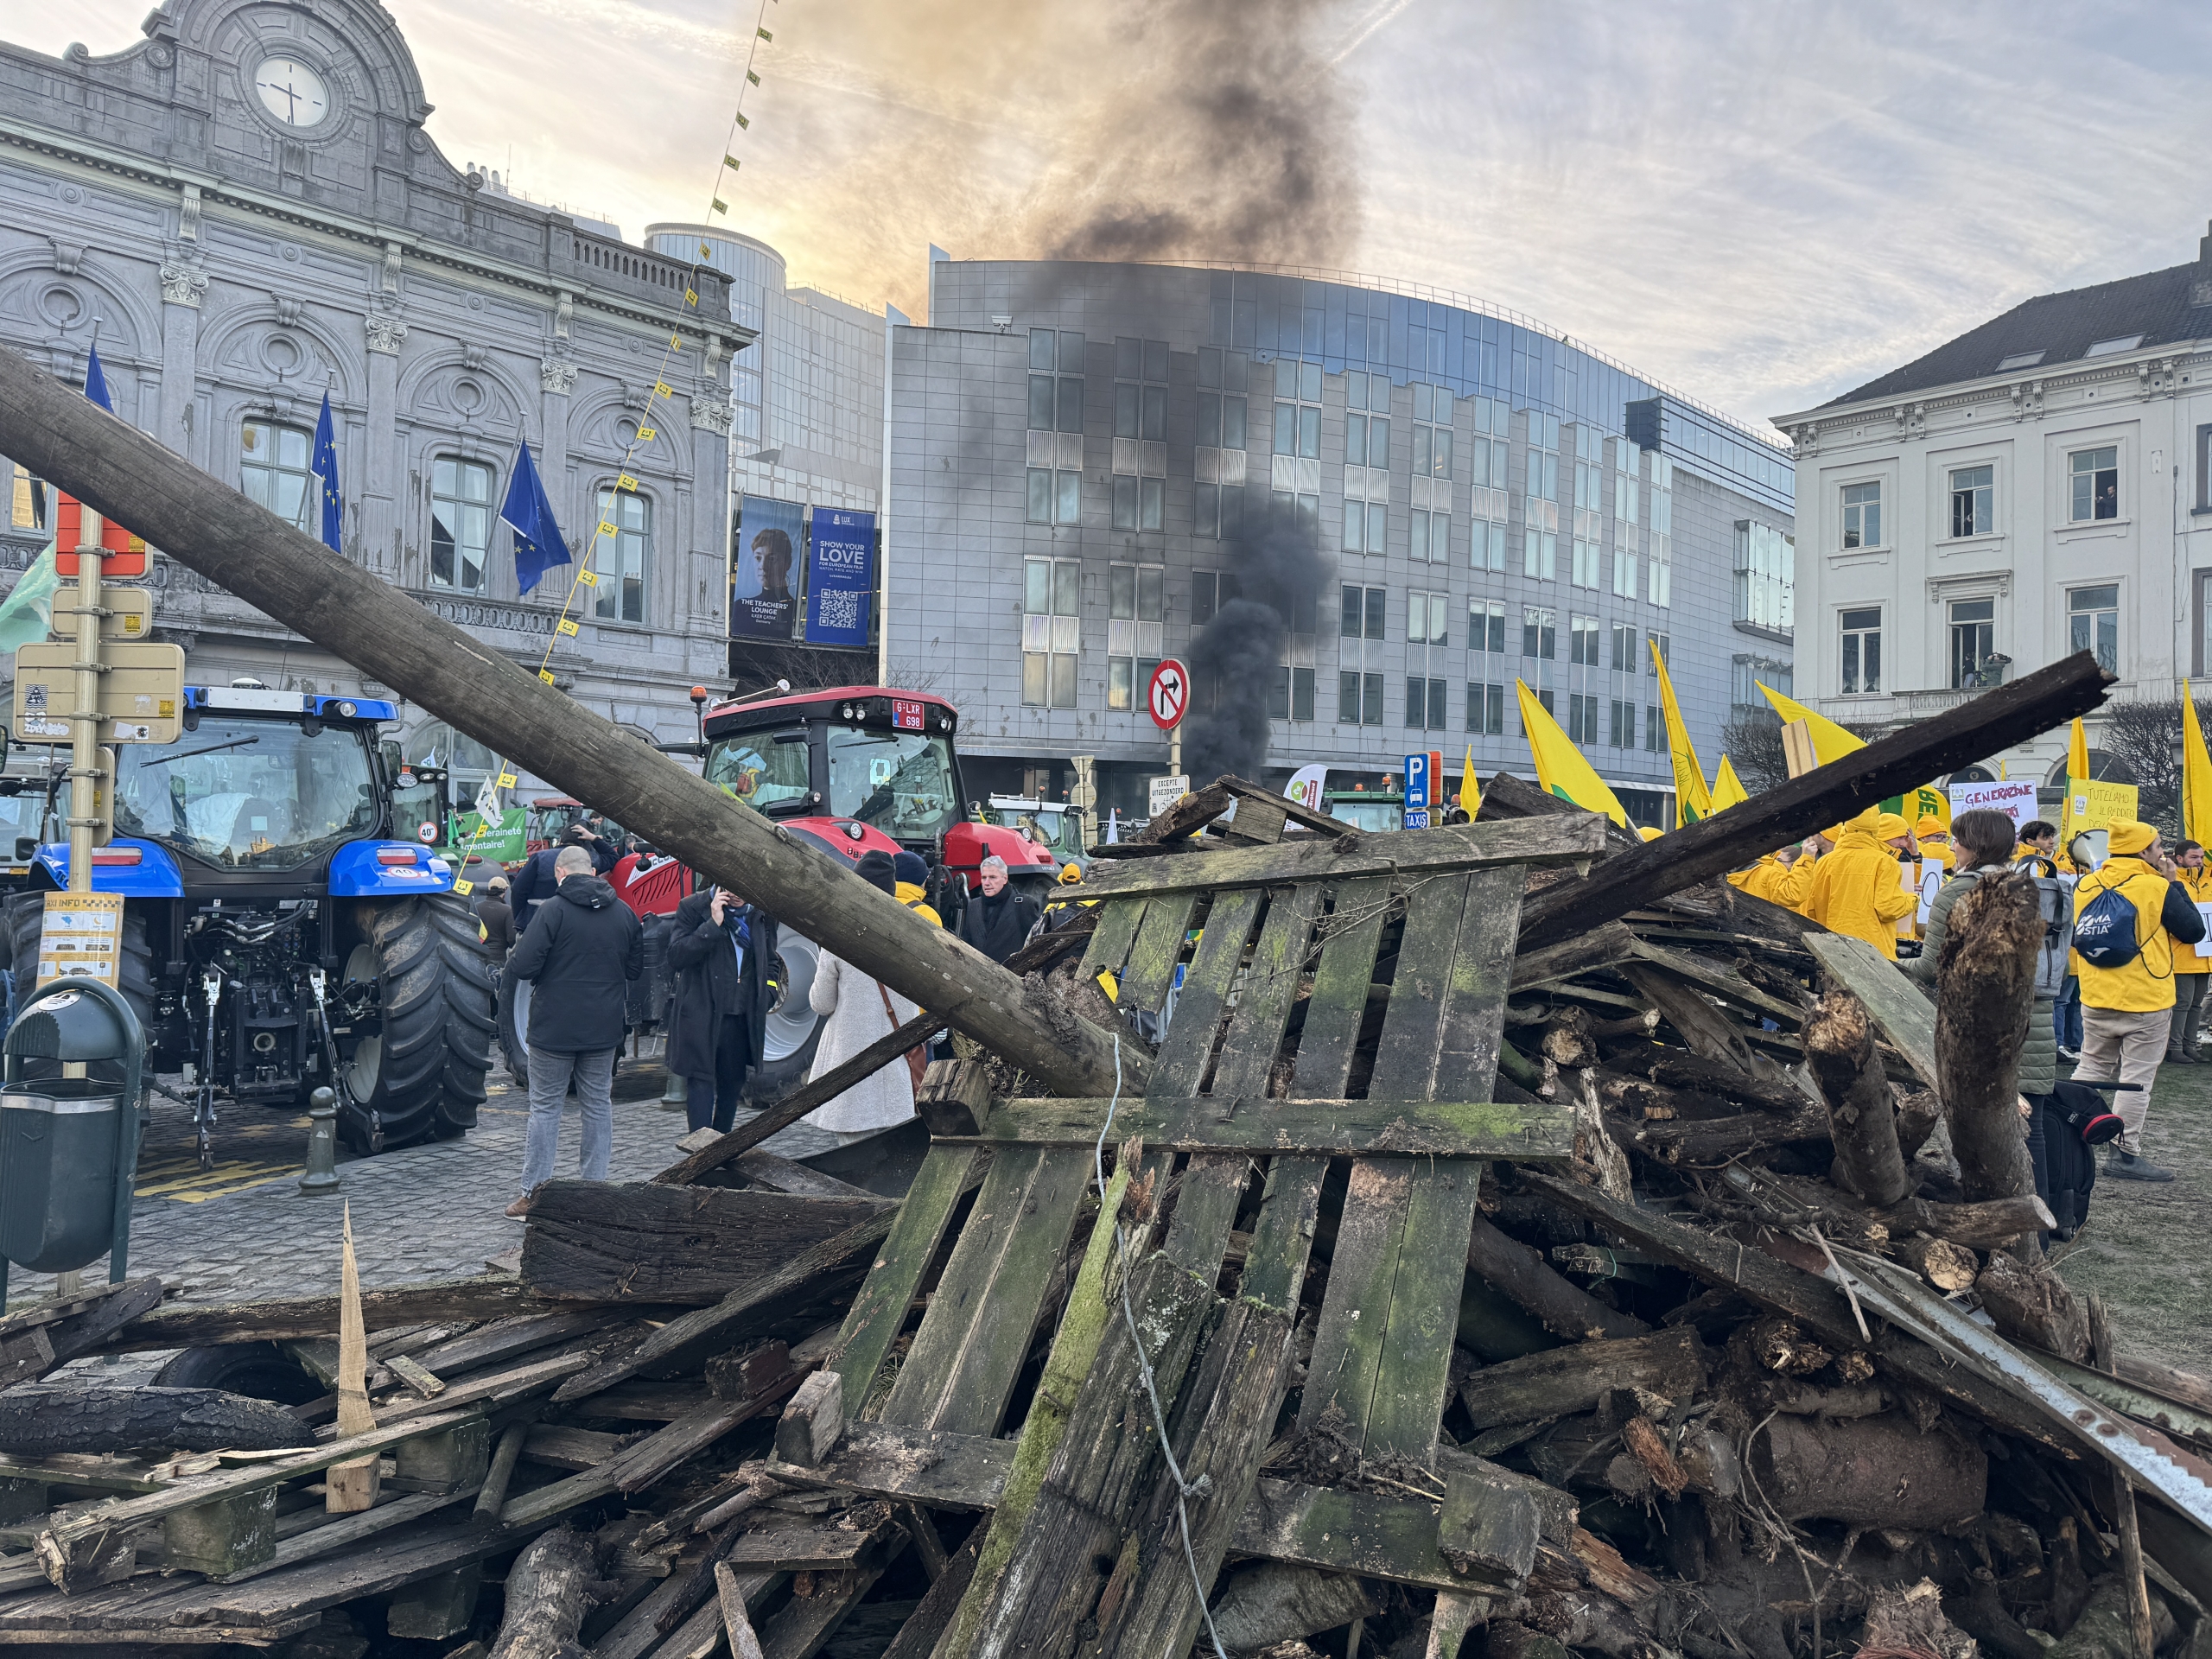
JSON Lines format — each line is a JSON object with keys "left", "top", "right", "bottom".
{"left": 505, "top": 844, "right": 643, "bottom": 1214}
{"left": 665, "top": 880, "right": 779, "bottom": 1135}
{"left": 510, "top": 824, "right": 619, "bottom": 931}
{"left": 957, "top": 855, "right": 1042, "bottom": 964}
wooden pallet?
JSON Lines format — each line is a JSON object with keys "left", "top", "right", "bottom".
{"left": 806, "top": 813, "right": 1597, "bottom": 1659}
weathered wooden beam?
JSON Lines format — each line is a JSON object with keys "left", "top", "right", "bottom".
{"left": 1079, "top": 813, "right": 1606, "bottom": 898}
{"left": 82, "top": 1277, "right": 572, "bottom": 1355}
{"left": 1508, "top": 924, "right": 1638, "bottom": 992}
{"left": 1458, "top": 1329, "right": 1709, "bottom": 1431}
{"left": 1803, "top": 988, "right": 1912, "bottom": 1206}
{"left": 0, "top": 343, "right": 1138, "bottom": 1100}
{"left": 965, "top": 1095, "right": 1572, "bottom": 1160}
{"left": 520, "top": 1184, "right": 893, "bottom": 1304}
{"left": 1936, "top": 873, "right": 2044, "bottom": 1215}
{"left": 1515, "top": 650, "right": 2113, "bottom": 949}
{"left": 1465, "top": 1215, "right": 1649, "bottom": 1342}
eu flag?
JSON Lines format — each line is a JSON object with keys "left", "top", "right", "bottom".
{"left": 310, "top": 392, "right": 342, "bottom": 553}
{"left": 82, "top": 344, "right": 112, "bottom": 412}
{"left": 501, "top": 439, "right": 569, "bottom": 595}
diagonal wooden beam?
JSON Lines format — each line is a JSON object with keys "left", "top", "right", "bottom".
{"left": 1077, "top": 814, "right": 1607, "bottom": 898}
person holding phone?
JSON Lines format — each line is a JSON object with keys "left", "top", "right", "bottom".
{"left": 665, "top": 878, "right": 779, "bottom": 1135}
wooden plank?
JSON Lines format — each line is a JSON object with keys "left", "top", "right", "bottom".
{"left": 1230, "top": 1478, "right": 1478, "bottom": 1593}
{"left": 1286, "top": 876, "right": 1392, "bottom": 1096}
{"left": 521, "top": 1184, "right": 893, "bottom": 1304}
{"left": 829, "top": 1144, "right": 988, "bottom": 1409}
{"left": 964, "top": 1096, "right": 1572, "bottom": 1160}
{"left": 1630, "top": 937, "right": 1807, "bottom": 1027}
{"left": 1212, "top": 883, "right": 1325, "bottom": 1098}
{"left": 1079, "top": 897, "right": 1147, "bottom": 979}
{"left": 1514, "top": 649, "right": 2113, "bottom": 950}
{"left": 83, "top": 1277, "right": 564, "bottom": 1356}
{"left": 766, "top": 1422, "right": 1010, "bottom": 1511}
{"left": 879, "top": 1147, "right": 1089, "bottom": 1436}
{"left": 1802, "top": 931, "right": 1942, "bottom": 1089}
{"left": 1220, "top": 775, "right": 1345, "bottom": 839}
{"left": 1115, "top": 890, "right": 1200, "bottom": 1013}
{"left": 721, "top": 1519, "right": 899, "bottom": 1573}
{"left": 1148, "top": 887, "right": 1265, "bottom": 1100}
{"left": 1080, "top": 814, "right": 1605, "bottom": 898}
{"left": 1623, "top": 963, "right": 1768, "bottom": 1078}
{"left": 1509, "top": 922, "right": 1639, "bottom": 992}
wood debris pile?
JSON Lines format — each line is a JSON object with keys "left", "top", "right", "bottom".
{"left": 0, "top": 652, "right": 2205, "bottom": 1659}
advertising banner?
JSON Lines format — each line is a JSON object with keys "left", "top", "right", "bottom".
{"left": 734, "top": 495, "right": 802, "bottom": 640}
{"left": 806, "top": 509, "right": 875, "bottom": 649}
{"left": 1945, "top": 779, "right": 2039, "bottom": 832}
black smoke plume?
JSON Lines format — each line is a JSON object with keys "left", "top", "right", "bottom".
{"left": 1183, "top": 501, "right": 1332, "bottom": 785}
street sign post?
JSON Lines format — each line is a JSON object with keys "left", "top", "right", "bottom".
{"left": 1148, "top": 656, "right": 1191, "bottom": 782}
{"left": 14, "top": 640, "right": 185, "bottom": 745}
{"left": 1402, "top": 749, "right": 1443, "bottom": 830}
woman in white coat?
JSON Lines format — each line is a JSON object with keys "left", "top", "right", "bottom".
{"left": 803, "top": 851, "right": 921, "bottom": 1134}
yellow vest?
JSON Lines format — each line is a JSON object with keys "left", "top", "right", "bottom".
{"left": 2074, "top": 861, "right": 2181, "bottom": 1013}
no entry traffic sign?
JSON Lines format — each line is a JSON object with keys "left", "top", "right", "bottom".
{"left": 1147, "top": 657, "right": 1189, "bottom": 731}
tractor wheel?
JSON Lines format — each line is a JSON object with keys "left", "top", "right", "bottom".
{"left": 2, "top": 894, "right": 155, "bottom": 1032}
{"left": 334, "top": 894, "right": 494, "bottom": 1152}
{"left": 497, "top": 968, "right": 528, "bottom": 1091}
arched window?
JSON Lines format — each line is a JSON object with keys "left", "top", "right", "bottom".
{"left": 241, "top": 421, "right": 315, "bottom": 531}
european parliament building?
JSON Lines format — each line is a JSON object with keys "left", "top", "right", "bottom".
{"left": 0, "top": 0, "right": 744, "bottom": 798}
{"left": 889, "top": 259, "right": 1798, "bottom": 825}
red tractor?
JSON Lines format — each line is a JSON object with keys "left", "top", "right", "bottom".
{"left": 698, "top": 685, "right": 1058, "bottom": 1090}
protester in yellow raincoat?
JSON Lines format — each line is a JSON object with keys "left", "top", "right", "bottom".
{"left": 1806, "top": 810, "right": 1920, "bottom": 957}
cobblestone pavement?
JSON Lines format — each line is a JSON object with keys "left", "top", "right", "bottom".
{"left": 11, "top": 1057, "right": 842, "bottom": 1327}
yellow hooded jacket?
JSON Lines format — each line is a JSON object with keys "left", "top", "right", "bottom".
{"left": 2073, "top": 822, "right": 2204, "bottom": 1012}
{"left": 1806, "top": 813, "right": 1919, "bottom": 957}
{"left": 895, "top": 881, "right": 942, "bottom": 929}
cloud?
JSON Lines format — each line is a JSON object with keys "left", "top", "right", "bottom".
{"left": 12, "top": 0, "right": 2212, "bottom": 429}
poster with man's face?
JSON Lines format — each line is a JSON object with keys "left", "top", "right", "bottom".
{"left": 733, "top": 495, "right": 803, "bottom": 639}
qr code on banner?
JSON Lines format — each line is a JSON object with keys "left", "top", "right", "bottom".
{"left": 817, "top": 590, "right": 863, "bottom": 632}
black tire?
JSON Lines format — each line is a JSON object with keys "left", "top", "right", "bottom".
{"left": 3, "top": 893, "right": 154, "bottom": 1033}
{"left": 498, "top": 966, "right": 528, "bottom": 1090}
{"left": 334, "top": 893, "right": 495, "bottom": 1151}
{"left": 154, "top": 1341, "right": 323, "bottom": 1406}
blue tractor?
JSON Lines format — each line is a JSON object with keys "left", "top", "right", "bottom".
{"left": 3, "top": 683, "right": 496, "bottom": 1164}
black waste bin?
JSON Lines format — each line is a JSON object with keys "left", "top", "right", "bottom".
{"left": 0, "top": 976, "right": 144, "bottom": 1300}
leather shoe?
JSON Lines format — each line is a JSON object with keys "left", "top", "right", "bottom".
{"left": 2107, "top": 1150, "right": 2177, "bottom": 1182}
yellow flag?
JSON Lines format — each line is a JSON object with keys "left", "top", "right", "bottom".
{"left": 1758, "top": 683, "right": 1866, "bottom": 767}
{"left": 1458, "top": 744, "right": 1480, "bottom": 817}
{"left": 2068, "top": 716, "right": 2091, "bottom": 783}
{"left": 1652, "top": 642, "right": 1713, "bottom": 827}
{"left": 1516, "top": 680, "right": 1630, "bottom": 829}
{"left": 2184, "top": 683, "right": 2212, "bottom": 848}
{"left": 1711, "top": 754, "right": 1749, "bottom": 812}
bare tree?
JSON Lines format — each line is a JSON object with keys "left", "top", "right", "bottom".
{"left": 728, "top": 643, "right": 879, "bottom": 696}
{"left": 2096, "top": 699, "right": 2212, "bottom": 836}
{"left": 1720, "top": 712, "right": 1791, "bottom": 794}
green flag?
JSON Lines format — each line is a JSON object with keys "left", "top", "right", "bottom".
{"left": 0, "top": 541, "right": 60, "bottom": 658}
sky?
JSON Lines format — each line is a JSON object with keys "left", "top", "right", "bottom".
{"left": 11, "top": 0, "right": 2212, "bottom": 431}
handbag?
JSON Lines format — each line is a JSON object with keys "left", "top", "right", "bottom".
{"left": 877, "top": 982, "right": 926, "bottom": 1090}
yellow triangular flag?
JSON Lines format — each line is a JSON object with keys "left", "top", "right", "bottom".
{"left": 2069, "top": 716, "right": 2091, "bottom": 783}
{"left": 2183, "top": 683, "right": 2212, "bottom": 849}
{"left": 1652, "top": 640, "right": 1713, "bottom": 828}
{"left": 1516, "top": 680, "right": 1630, "bottom": 829}
{"left": 1458, "top": 744, "right": 1480, "bottom": 817}
{"left": 1711, "top": 755, "right": 1749, "bottom": 812}
{"left": 1758, "top": 683, "right": 1866, "bottom": 768}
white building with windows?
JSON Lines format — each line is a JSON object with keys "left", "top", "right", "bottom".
{"left": 1774, "top": 223, "right": 2212, "bottom": 778}
{"left": 0, "top": 0, "right": 742, "bottom": 798}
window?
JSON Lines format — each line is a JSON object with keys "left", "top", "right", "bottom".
{"left": 1345, "top": 374, "right": 1390, "bottom": 467}
{"left": 1338, "top": 671, "right": 1384, "bottom": 725}
{"left": 1523, "top": 527, "right": 1557, "bottom": 581}
{"left": 1611, "top": 437, "right": 1640, "bottom": 598}
{"left": 1111, "top": 474, "right": 1163, "bottom": 532}
{"left": 1272, "top": 358, "right": 1322, "bottom": 460}
{"left": 1409, "top": 510, "right": 1447, "bottom": 563}
{"left": 1948, "top": 464, "right": 1993, "bottom": 538}
{"left": 1193, "top": 571, "right": 1240, "bottom": 626}
{"left": 1027, "top": 328, "right": 1084, "bottom": 435}
{"left": 1467, "top": 681, "right": 1504, "bottom": 735}
{"left": 1732, "top": 520, "right": 1796, "bottom": 633}
{"left": 2070, "top": 447, "right": 2119, "bottom": 523}
{"left": 1525, "top": 410, "right": 1560, "bottom": 500}
{"left": 1610, "top": 699, "right": 1636, "bottom": 748}
{"left": 1337, "top": 583, "right": 1386, "bottom": 643}
{"left": 1840, "top": 606, "right": 1882, "bottom": 695}
{"left": 2086, "top": 334, "right": 2143, "bottom": 358}
{"left": 1107, "top": 561, "right": 1164, "bottom": 710}
{"left": 240, "top": 420, "right": 315, "bottom": 532}
{"left": 1948, "top": 597, "right": 1995, "bottom": 689}
{"left": 1027, "top": 465, "right": 1082, "bottom": 524}
{"left": 2069, "top": 584, "right": 2118, "bottom": 673}
{"left": 590, "top": 486, "right": 647, "bottom": 622}
{"left": 1195, "top": 347, "right": 1250, "bottom": 543}
{"left": 429, "top": 455, "right": 492, "bottom": 592}
{"left": 1647, "top": 632, "right": 1670, "bottom": 673}
{"left": 1841, "top": 480, "right": 1883, "bottom": 549}
{"left": 1732, "top": 654, "right": 1792, "bottom": 707}
{"left": 1644, "top": 706, "right": 1662, "bottom": 753}
{"left": 1269, "top": 667, "right": 1316, "bottom": 721}
{"left": 1112, "top": 337, "right": 1167, "bottom": 442}
{"left": 1343, "top": 487, "right": 1387, "bottom": 556}
{"left": 1567, "top": 693, "right": 1599, "bottom": 745}
{"left": 1408, "top": 590, "right": 1449, "bottom": 646}
{"left": 1472, "top": 521, "right": 1506, "bottom": 572}
{"left": 1647, "top": 455, "right": 1672, "bottom": 607}
{"left": 1194, "top": 482, "right": 1244, "bottom": 542}
{"left": 1570, "top": 613, "right": 1599, "bottom": 667}
{"left": 1022, "top": 556, "right": 1080, "bottom": 708}
{"left": 1522, "top": 606, "right": 1556, "bottom": 661}
{"left": 1609, "top": 623, "right": 1637, "bottom": 673}
{"left": 8, "top": 461, "right": 48, "bottom": 532}
{"left": 1996, "top": 350, "right": 2044, "bottom": 372}
{"left": 1407, "top": 677, "right": 1447, "bottom": 730}
{"left": 1523, "top": 410, "right": 1560, "bottom": 581}
{"left": 1412, "top": 383, "right": 1452, "bottom": 479}
{"left": 1470, "top": 600, "right": 1506, "bottom": 654}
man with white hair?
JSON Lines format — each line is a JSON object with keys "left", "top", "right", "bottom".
{"left": 503, "top": 841, "right": 643, "bottom": 1216}
{"left": 957, "top": 854, "right": 1042, "bottom": 964}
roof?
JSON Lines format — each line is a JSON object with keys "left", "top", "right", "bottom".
{"left": 1821, "top": 255, "right": 2212, "bottom": 410}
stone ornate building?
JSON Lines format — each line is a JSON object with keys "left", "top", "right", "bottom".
{"left": 0, "top": 0, "right": 744, "bottom": 791}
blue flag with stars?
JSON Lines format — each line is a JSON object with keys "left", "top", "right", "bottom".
{"left": 310, "top": 392, "right": 341, "bottom": 552}
{"left": 501, "top": 439, "right": 569, "bottom": 595}
{"left": 82, "top": 344, "right": 112, "bottom": 412}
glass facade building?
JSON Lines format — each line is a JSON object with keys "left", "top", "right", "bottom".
{"left": 889, "top": 261, "right": 1796, "bottom": 823}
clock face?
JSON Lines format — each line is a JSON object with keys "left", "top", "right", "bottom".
{"left": 252, "top": 57, "right": 329, "bottom": 128}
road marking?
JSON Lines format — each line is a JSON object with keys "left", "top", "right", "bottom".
{"left": 134, "top": 1160, "right": 299, "bottom": 1200}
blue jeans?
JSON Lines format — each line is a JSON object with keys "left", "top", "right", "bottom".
{"left": 520, "top": 1048, "right": 615, "bottom": 1194}
{"left": 2055, "top": 976, "right": 2084, "bottom": 1052}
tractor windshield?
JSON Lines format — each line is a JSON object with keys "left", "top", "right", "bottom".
{"left": 704, "top": 731, "right": 811, "bottom": 812}
{"left": 112, "top": 717, "right": 378, "bottom": 870}
{"left": 827, "top": 728, "right": 957, "bottom": 842}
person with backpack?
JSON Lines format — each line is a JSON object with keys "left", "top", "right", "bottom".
{"left": 2071, "top": 819, "right": 2208, "bottom": 1180}
{"left": 2170, "top": 840, "right": 2212, "bottom": 1064}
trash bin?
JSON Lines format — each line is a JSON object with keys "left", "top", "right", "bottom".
{"left": 0, "top": 976, "right": 143, "bottom": 1297}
